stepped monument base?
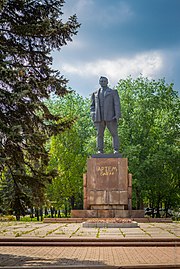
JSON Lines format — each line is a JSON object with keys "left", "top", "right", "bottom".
{"left": 71, "top": 155, "right": 144, "bottom": 219}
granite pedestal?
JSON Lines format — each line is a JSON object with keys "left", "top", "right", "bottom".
{"left": 71, "top": 155, "right": 144, "bottom": 218}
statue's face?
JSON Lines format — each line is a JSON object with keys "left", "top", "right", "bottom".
{"left": 99, "top": 77, "right": 108, "bottom": 88}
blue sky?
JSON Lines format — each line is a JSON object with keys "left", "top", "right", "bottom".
{"left": 52, "top": 0, "right": 180, "bottom": 97}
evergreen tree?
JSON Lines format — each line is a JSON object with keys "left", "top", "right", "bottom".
{"left": 0, "top": 0, "right": 80, "bottom": 217}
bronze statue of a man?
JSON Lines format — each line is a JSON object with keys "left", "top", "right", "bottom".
{"left": 90, "top": 76, "right": 121, "bottom": 154}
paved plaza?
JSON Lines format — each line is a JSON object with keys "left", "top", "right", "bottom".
{"left": 0, "top": 221, "right": 179, "bottom": 268}
{"left": 0, "top": 221, "right": 180, "bottom": 240}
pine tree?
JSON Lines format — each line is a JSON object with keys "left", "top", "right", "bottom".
{"left": 0, "top": 0, "right": 80, "bottom": 217}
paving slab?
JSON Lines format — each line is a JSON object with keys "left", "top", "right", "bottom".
{"left": 0, "top": 221, "right": 180, "bottom": 268}
{"left": 0, "top": 246, "right": 179, "bottom": 268}
{"left": 0, "top": 222, "right": 180, "bottom": 240}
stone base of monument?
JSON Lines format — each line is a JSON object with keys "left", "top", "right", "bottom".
{"left": 71, "top": 209, "right": 144, "bottom": 218}
{"left": 71, "top": 155, "right": 145, "bottom": 220}
{"left": 82, "top": 218, "right": 138, "bottom": 228}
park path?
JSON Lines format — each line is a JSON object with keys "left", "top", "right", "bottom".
{"left": 0, "top": 221, "right": 179, "bottom": 268}
{"left": 0, "top": 245, "right": 179, "bottom": 268}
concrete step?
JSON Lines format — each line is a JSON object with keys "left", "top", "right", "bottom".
{"left": 0, "top": 237, "right": 179, "bottom": 246}
{"left": 43, "top": 217, "right": 172, "bottom": 223}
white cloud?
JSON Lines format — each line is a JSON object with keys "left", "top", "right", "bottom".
{"left": 64, "top": 38, "right": 85, "bottom": 50}
{"left": 62, "top": 0, "right": 94, "bottom": 20}
{"left": 75, "top": 0, "right": 94, "bottom": 14}
{"left": 63, "top": 0, "right": 134, "bottom": 26}
{"left": 61, "top": 51, "right": 164, "bottom": 85}
{"left": 96, "top": 1, "right": 134, "bottom": 26}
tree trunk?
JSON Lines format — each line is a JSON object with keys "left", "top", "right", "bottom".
{"left": 44, "top": 207, "right": 48, "bottom": 216}
{"left": 40, "top": 207, "right": 43, "bottom": 221}
{"left": 16, "top": 214, "right": 20, "bottom": 221}
{"left": 36, "top": 208, "right": 39, "bottom": 221}
{"left": 50, "top": 207, "right": 54, "bottom": 218}
{"left": 64, "top": 203, "right": 68, "bottom": 217}
{"left": 30, "top": 207, "right": 34, "bottom": 219}
{"left": 70, "top": 196, "right": 75, "bottom": 209}
{"left": 135, "top": 187, "right": 142, "bottom": 209}
{"left": 58, "top": 210, "right": 61, "bottom": 218}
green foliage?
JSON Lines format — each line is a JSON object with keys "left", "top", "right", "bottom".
{"left": 45, "top": 77, "right": 179, "bottom": 215}
{"left": 0, "top": 215, "right": 16, "bottom": 221}
{"left": 46, "top": 92, "right": 93, "bottom": 212}
{"left": 116, "top": 76, "right": 180, "bottom": 211}
{"left": 0, "top": 0, "right": 80, "bottom": 217}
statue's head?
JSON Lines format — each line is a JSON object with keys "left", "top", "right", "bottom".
{"left": 99, "top": 76, "right": 108, "bottom": 88}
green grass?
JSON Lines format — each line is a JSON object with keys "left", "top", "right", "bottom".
{"left": 13, "top": 227, "right": 40, "bottom": 237}
{"left": 69, "top": 226, "right": 80, "bottom": 238}
{"left": 0, "top": 215, "right": 16, "bottom": 221}
{"left": 20, "top": 216, "right": 43, "bottom": 222}
{"left": 96, "top": 228, "right": 100, "bottom": 238}
{"left": 119, "top": 228, "right": 126, "bottom": 237}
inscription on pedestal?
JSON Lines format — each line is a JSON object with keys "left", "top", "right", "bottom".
{"left": 96, "top": 165, "right": 118, "bottom": 176}
{"left": 86, "top": 158, "right": 129, "bottom": 210}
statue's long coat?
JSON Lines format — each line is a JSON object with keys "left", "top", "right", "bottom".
{"left": 90, "top": 87, "right": 121, "bottom": 123}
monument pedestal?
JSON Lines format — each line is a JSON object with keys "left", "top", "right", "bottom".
{"left": 71, "top": 155, "right": 144, "bottom": 218}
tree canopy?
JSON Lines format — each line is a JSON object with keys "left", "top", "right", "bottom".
{"left": 116, "top": 76, "right": 180, "bottom": 213}
{"left": 0, "top": 0, "right": 80, "bottom": 218}
{"left": 46, "top": 92, "right": 92, "bottom": 214}
{"left": 44, "top": 78, "right": 179, "bottom": 217}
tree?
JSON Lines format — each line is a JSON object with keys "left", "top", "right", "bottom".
{"left": 116, "top": 76, "right": 180, "bottom": 213}
{"left": 46, "top": 92, "right": 93, "bottom": 215}
{"left": 0, "top": 0, "right": 80, "bottom": 218}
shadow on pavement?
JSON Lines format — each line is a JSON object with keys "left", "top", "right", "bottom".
{"left": 0, "top": 253, "right": 109, "bottom": 267}
{"left": 0, "top": 252, "right": 179, "bottom": 269}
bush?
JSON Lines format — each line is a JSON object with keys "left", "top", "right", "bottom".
{"left": 0, "top": 215, "right": 16, "bottom": 221}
